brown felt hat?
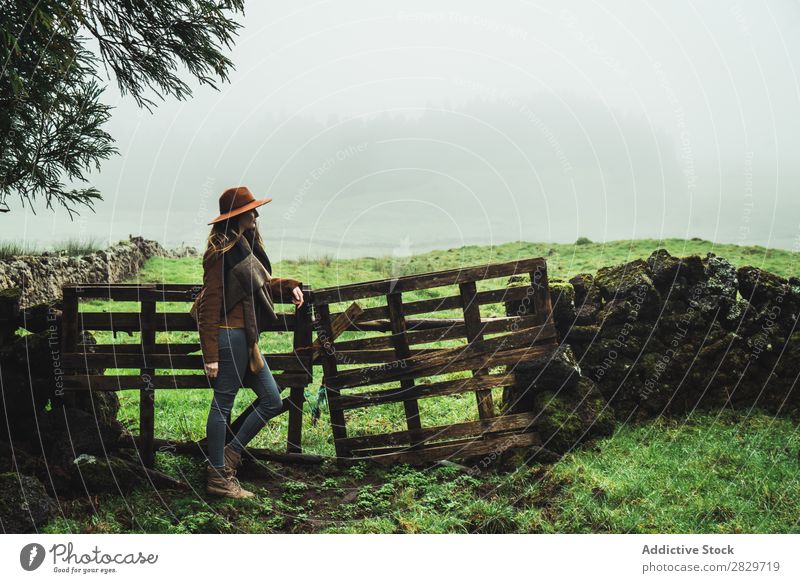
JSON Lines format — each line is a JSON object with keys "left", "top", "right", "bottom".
{"left": 207, "top": 186, "right": 272, "bottom": 225}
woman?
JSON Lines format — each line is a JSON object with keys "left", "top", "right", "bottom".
{"left": 196, "top": 186, "right": 304, "bottom": 499}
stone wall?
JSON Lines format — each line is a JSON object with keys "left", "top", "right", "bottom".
{"left": 503, "top": 249, "right": 800, "bottom": 455}
{"left": 0, "top": 236, "right": 197, "bottom": 308}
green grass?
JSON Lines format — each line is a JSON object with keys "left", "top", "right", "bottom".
{"left": 0, "top": 236, "right": 107, "bottom": 260}
{"left": 520, "top": 409, "right": 800, "bottom": 533}
{"left": 41, "top": 410, "right": 800, "bottom": 533}
{"left": 43, "top": 238, "right": 800, "bottom": 533}
{"left": 135, "top": 237, "right": 799, "bottom": 288}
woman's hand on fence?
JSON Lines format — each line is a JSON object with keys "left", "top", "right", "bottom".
{"left": 291, "top": 286, "right": 304, "bottom": 308}
{"left": 204, "top": 362, "right": 219, "bottom": 379}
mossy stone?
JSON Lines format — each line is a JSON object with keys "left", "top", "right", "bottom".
{"left": 0, "top": 472, "right": 56, "bottom": 533}
{"left": 531, "top": 378, "right": 615, "bottom": 454}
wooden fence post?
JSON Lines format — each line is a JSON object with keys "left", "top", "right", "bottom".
{"left": 315, "top": 302, "right": 349, "bottom": 458}
{"left": 531, "top": 263, "right": 552, "bottom": 327}
{"left": 56, "top": 287, "right": 78, "bottom": 409}
{"left": 287, "top": 286, "right": 313, "bottom": 453}
{"left": 386, "top": 291, "right": 423, "bottom": 447}
{"left": 459, "top": 281, "right": 494, "bottom": 419}
{"left": 140, "top": 300, "right": 156, "bottom": 468}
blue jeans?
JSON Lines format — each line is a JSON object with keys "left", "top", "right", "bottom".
{"left": 205, "top": 327, "right": 283, "bottom": 468}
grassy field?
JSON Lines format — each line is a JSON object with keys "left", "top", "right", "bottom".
{"left": 0, "top": 236, "right": 106, "bottom": 260}
{"left": 42, "top": 238, "right": 800, "bottom": 533}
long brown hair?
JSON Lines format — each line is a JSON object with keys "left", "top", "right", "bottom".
{"left": 203, "top": 215, "right": 266, "bottom": 265}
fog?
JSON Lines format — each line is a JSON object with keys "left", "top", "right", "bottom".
{"left": 8, "top": 0, "right": 800, "bottom": 259}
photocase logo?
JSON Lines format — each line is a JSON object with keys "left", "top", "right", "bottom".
{"left": 20, "top": 543, "right": 46, "bottom": 571}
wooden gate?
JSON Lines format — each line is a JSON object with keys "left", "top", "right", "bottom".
{"left": 58, "top": 283, "right": 313, "bottom": 468}
{"left": 310, "top": 257, "right": 559, "bottom": 465}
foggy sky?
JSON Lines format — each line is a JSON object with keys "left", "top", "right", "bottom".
{"left": 7, "top": 0, "right": 800, "bottom": 259}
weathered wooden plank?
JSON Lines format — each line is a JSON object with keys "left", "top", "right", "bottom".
{"left": 327, "top": 313, "right": 548, "bottom": 352}
{"left": 318, "top": 317, "right": 459, "bottom": 332}
{"left": 64, "top": 284, "right": 156, "bottom": 302}
{"left": 347, "top": 430, "right": 541, "bottom": 466}
{"left": 321, "top": 314, "right": 540, "bottom": 333}
{"left": 319, "top": 325, "right": 459, "bottom": 352}
{"left": 327, "top": 344, "right": 556, "bottom": 392}
{"left": 350, "top": 432, "right": 502, "bottom": 457}
{"left": 530, "top": 263, "right": 553, "bottom": 326}
{"left": 325, "top": 284, "right": 545, "bottom": 325}
{"left": 331, "top": 370, "right": 518, "bottom": 410}
{"left": 324, "top": 325, "right": 558, "bottom": 390}
{"left": 315, "top": 303, "right": 349, "bottom": 457}
{"left": 339, "top": 411, "right": 540, "bottom": 451}
{"left": 55, "top": 287, "right": 79, "bottom": 409}
{"left": 75, "top": 287, "right": 198, "bottom": 303}
{"left": 312, "top": 257, "right": 547, "bottom": 303}
{"left": 386, "top": 291, "right": 423, "bottom": 445}
{"left": 140, "top": 300, "right": 156, "bottom": 468}
{"left": 350, "top": 427, "right": 543, "bottom": 458}
{"left": 309, "top": 302, "right": 363, "bottom": 360}
{"left": 460, "top": 280, "right": 494, "bottom": 419}
{"left": 62, "top": 351, "right": 307, "bottom": 371}
{"left": 74, "top": 343, "right": 201, "bottom": 355}
{"left": 65, "top": 283, "right": 153, "bottom": 287}
{"left": 288, "top": 287, "right": 314, "bottom": 453}
{"left": 286, "top": 386, "right": 305, "bottom": 454}
{"left": 76, "top": 311, "right": 296, "bottom": 332}
{"left": 66, "top": 283, "right": 304, "bottom": 305}
{"left": 312, "top": 347, "right": 436, "bottom": 365}
{"left": 61, "top": 372, "right": 310, "bottom": 391}
{"left": 69, "top": 286, "right": 177, "bottom": 302}
{"left": 324, "top": 283, "right": 541, "bottom": 325}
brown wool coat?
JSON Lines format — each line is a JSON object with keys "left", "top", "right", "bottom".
{"left": 198, "top": 247, "right": 301, "bottom": 363}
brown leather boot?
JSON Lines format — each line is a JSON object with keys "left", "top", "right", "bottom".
{"left": 223, "top": 443, "right": 243, "bottom": 472}
{"left": 206, "top": 464, "right": 254, "bottom": 499}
